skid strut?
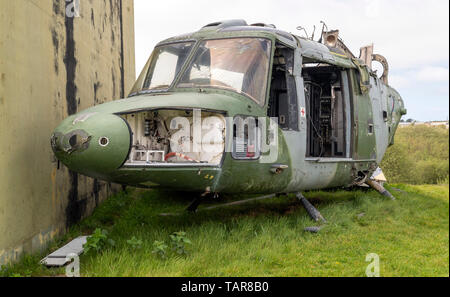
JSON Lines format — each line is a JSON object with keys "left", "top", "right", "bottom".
{"left": 366, "top": 179, "right": 395, "bottom": 200}
{"left": 296, "top": 193, "right": 326, "bottom": 223}
{"left": 186, "top": 197, "right": 204, "bottom": 213}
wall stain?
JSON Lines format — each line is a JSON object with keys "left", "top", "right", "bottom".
{"left": 52, "top": 0, "right": 61, "bottom": 16}
{"left": 111, "top": 67, "right": 116, "bottom": 99}
{"left": 51, "top": 168, "right": 57, "bottom": 213}
{"left": 51, "top": 29, "right": 59, "bottom": 74}
{"left": 63, "top": 1, "right": 81, "bottom": 227}
{"left": 66, "top": 171, "right": 86, "bottom": 226}
{"left": 119, "top": 0, "right": 125, "bottom": 98}
{"left": 109, "top": 0, "right": 116, "bottom": 48}
{"left": 93, "top": 81, "right": 101, "bottom": 105}
{"left": 90, "top": 8, "right": 95, "bottom": 27}
{"left": 93, "top": 179, "right": 100, "bottom": 207}
{"left": 63, "top": 8, "right": 77, "bottom": 116}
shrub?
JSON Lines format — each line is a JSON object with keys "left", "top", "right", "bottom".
{"left": 169, "top": 231, "right": 192, "bottom": 256}
{"left": 126, "top": 236, "right": 143, "bottom": 249}
{"left": 152, "top": 240, "right": 168, "bottom": 259}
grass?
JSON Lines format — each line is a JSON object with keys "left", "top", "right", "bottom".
{"left": 1, "top": 183, "right": 448, "bottom": 277}
{"left": 381, "top": 125, "right": 449, "bottom": 184}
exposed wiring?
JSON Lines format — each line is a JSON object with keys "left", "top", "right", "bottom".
{"left": 304, "top": 81, "right": 325, "bottom": 157}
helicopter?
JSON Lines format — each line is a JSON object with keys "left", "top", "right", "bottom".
{"left": 51, "top": 19, "right": 406, "bottom": 217}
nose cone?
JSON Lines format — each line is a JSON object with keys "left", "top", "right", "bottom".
{"left": 51, "top": 112, "right": 131, "bottom": 179}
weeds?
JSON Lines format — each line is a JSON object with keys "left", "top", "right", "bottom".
{"left": 83, "top": 228, "right": 115, "bottom": 255}
{"left": 170, "top": 231, "right": 192, "bottom": 256}
{"left": 151, "top": 231, "right": 192, "bottom": 259}
{"left": 152, "top": 240, "right": 168, "bottom": 259}
{"left": 126, "top": 236, "right": 143, "bottom": 250}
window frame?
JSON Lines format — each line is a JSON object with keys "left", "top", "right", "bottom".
{"left": 174, "top": 37, "right": 274, "bottom": 107}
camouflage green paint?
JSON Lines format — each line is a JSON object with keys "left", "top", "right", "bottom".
{"left": 52, "top": 22, "right": 406, "bottom": 195}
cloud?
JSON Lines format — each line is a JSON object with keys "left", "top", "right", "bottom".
{"left": 415, "top": 66, "right": 449, "bottom": 82}
{"left": 134, "top": 0, "right": 449, "bottom": 73}
{"left": 389, "top": 74, "right": 411, "bottom": 89}
{"left": 133, "top": 0, "right": 449, "bottom": 121}
{"left": 389, "top": 66, "right": 449, "bottom": 89}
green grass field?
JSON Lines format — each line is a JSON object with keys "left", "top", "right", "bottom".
{"left": 2, "top": 183, "right": 448, "bottom": 277}
{"left": 382, "top": 125, "right": 449, "bottom": 184}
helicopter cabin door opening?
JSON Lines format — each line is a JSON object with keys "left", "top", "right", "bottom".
{"left": 302, "top": 61, "right": 352, "bottom": 158}
{"left": 267, "top": 44, "right": 299, "bottom": 131}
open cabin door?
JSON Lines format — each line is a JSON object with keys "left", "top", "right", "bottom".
{"left": 302, "top": 59, "right": 352, "bottom": 159}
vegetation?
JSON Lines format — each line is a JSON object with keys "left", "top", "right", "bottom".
{"left": 1, "top": 124, "right": 448, "bottom": 277}
{"left": 382, "top": 125, "right": 449, "bottom": 184}
{"left": 1, "top": 184, "right": 448, "bottom": 277}
{"left": 83, "top": 228, "right": 115, "bottom": 255}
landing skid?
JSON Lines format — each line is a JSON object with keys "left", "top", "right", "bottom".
{"left": 160, "top": 194, "right": 277, "bottom": 216}
{"left": 163, "top": 192, "right": 328, "bottom": 233}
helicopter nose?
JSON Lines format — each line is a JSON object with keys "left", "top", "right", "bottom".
{"left": 51, "top": 113, "right": 131, "bottom": 178}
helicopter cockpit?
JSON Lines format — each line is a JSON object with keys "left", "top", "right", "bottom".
{"left": 122, "top": 37, "right": 273, "bottom": 167}
{"left": 129, "top": 37, "right": 271, "bottom": 106}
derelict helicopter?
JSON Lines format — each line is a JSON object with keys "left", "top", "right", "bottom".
{"left": 51, "top": 20, "right": 406, "bottom": 218}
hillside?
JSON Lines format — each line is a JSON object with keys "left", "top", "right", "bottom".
{"left": 381, "top": 125, "right": 449, "bottom": 184}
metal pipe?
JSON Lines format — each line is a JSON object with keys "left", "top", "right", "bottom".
{"left": 366, "top": 179, "right": 395, "bottom": 200}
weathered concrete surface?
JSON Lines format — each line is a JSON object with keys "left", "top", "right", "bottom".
{"left": 0, "top": 0, "right": 135, "bottom": 265}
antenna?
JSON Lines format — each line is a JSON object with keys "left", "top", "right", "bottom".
{"left": 311, "top": 25, "right": 316, "bottom": 41}
{"left": 318, "top": 21, "right": 328, "bottom": 43}
{"left": 296, "top": 26, "right": 309, "bottom": 39}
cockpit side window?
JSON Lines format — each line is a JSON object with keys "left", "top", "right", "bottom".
{"left": 129, "top": 42, "right": 194, "bottom": 95}
{"left": 143, "top": 42, "right": 194, "bottom": 90}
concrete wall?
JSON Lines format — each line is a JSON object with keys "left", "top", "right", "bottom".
{"left": 0, "top": 0, "right": 135, "bottom": 265}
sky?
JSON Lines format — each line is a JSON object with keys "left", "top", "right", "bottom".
{"left": 134, "top": 0, "right": 449, "bottom": 121}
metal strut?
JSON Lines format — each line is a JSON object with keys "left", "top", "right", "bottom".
{"left": 297, "top": 192, "right": 327, "bottom": 233}
{"left": 186, "top": 197, "right": 204, "bottom": 212}
{"left": 366, "top": 179, "right": 396, "bottom": 200}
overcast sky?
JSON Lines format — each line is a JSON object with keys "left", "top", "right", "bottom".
{"left": 134, "top": 0, "right": 449, "bottom": 121}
